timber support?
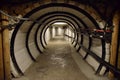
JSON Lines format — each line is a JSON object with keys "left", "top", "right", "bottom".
{"left": 0, "top": 9, "right": 11, "bottom": 80}
{"left": 109, "top": 11, "right": 120, "bottom": 79}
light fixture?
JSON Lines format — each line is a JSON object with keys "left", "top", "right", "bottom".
{"left": 53, "top": 22, "right": 67, "bottom": 25}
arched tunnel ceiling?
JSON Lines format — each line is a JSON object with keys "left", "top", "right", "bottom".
{"left": 18, "top": 3, "right": 100, "bottom": 33}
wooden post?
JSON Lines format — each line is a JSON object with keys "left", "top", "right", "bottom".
{"left": 109, "top": 11, "right": 120, "bottom": 79}
{"left": 0, "top": 21, "right": 4, "bottom": 80}
{"left": 1, "top": 9, "right": 11, "bottom": 80}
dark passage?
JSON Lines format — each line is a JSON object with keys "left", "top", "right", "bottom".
{"left": 13, "top": 36, "right": 88, "bottom": 80}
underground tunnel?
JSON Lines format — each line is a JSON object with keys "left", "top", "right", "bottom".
{"left": 0, "top": 0, "right": 120, "bottom": 80}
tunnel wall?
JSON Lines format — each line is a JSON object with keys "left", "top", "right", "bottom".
{"left": 45, "top": 28, "right": 51, "bottom": 43}
{"left": 28, "top": 24, "right": 40, "bottom": 59}
{"left": 64, "top": 28, "right": 73, "bottom": 42}
{"left": 52, "top": 27, "right": 56, "bottom": 38}
{"left": 10, "top": 30, "right": 20, "bottom": 77}
{"left": 37, "top": 25, "right": 44, "bottom": 51}
{"left": 64, "top": 25, "right": 108, "bottom": 75}
{"left": 14, "top": 30, "right": 33, "bottom": 72}
{"left": 11, "top": 24, "right": 51, "bottom": 76}
{"left": 78, "top": 35, "right": 89, "bottom": 57}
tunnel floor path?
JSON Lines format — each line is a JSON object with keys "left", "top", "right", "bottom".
{"left": 13, "top": 36, "right": 89, "bottom": 80}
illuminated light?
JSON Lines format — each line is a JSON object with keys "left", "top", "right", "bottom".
{"left": 53, "top": 22, "right": 67, "bottom": 25}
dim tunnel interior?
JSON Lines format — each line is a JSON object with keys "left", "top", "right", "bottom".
{"left": 9, "top": 2, "right": 117, "bottom": 80}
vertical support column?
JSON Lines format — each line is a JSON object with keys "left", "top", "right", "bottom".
{"left": 109, "top": 11, "right": 120, "bottom": 78}
{"left": 1, "top": 9, "right": 11, "bottom": 80}
{"left": 49, "top": 26, "right": 53, "bottom": 39}
{"left": 63, "top": 26, "right": 66, "bottom": 38}
{"left": 0, "top": 20, "right": 4, "bottom": 80}
{"left": 55, "top": 27, "right": 58, "bottom": 36}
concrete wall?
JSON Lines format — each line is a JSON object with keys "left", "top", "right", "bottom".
{"left": 64, "top": 26, "right": 109, "bottom": 75}
{"left": 64, "top": 27, "right": 74, "bottom": 43}
{"left": 58, "top": 27, "right": 64, "bottom": 36}
{"left": 79, "top": 35, "right": 89, "bottom": 57}
{"left": 14, "top": 30, "right": 33, "bottom": 73}
{"left": 52, "top": 27, "right": 56, "bottom": 38}
{"left": 10, "top": 25, "right": 51, "bottom": 77}
{"left": 45, "top": 28, "right": 51, "bottom": 44}
{"left": 28, "top": 24, "right": 40, "bottom": 59}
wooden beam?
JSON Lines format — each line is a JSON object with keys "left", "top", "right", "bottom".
{"left": 0, "top": 22, "right": 4, "bottom": 80}
{"left": 1, "top": 9, "right": 11, "bottom": 80}
{"left": 109, "top": 11, "right": 120, "bottom": 79}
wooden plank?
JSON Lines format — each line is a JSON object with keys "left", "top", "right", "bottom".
{"left": 1, "top": 10, "right": 11, "bottom": 80}
{"left": 109, "top": 11, "right": 120, "bottom": 78}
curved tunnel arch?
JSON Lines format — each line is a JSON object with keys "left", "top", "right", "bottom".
{"left": 18, "top": 11, "right": 89, "bottom": 61}
{"left": 34, "top": 14, "right": 81, "bottom": 53}
{"left": 26, "top": 11, "right": 95, "bottom": 63}
{"left": 26, "top": 13, "right": 91, "bottom": 61}
{"left": 37, "top": 15, "right": 82, "bottom": 50}
{"left": 23, "top": 12, "right": 85, "bottom": 67}
{"left": 25, "top": 11, "right": 88, "bottom": 52}
{"left": 10, "top": 2, "right": 107, "bottom": 76}
{"left": 36, "top": 18, "right": 78, "bottom": 54}
{"left": 41, "top": 20, "right": 76, "bottom": 46}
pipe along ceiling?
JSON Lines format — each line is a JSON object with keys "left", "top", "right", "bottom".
{"left": 10, "top": 2, "right": 117, "bottom": 77}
